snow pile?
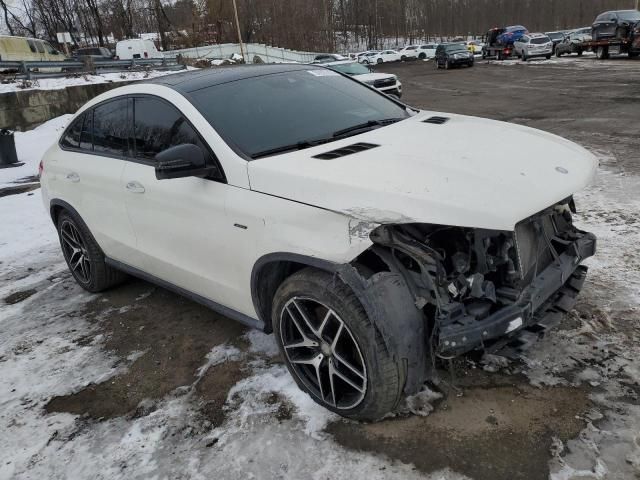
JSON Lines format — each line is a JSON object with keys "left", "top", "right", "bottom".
{"left": 0, "top": 68, "right": 193, "bottom": 94}
{"left": 0, "top": 114, "right": 71, "bottom": 188}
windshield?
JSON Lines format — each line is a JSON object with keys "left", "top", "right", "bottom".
{"left": 445, "top": 44, "right": 467, "bottom": 52}
{"left": 547, "top": 32, "right": 563, "bottom": 40}
{"left": 189, "top": 69, "right": 409, "bottom": 159}
{"left": 531, "top": 37, "right": 550, "bottom": 44}
{"left": 618, "top": 10, "right": 640, "bottom": 21}
{"left": 329, "top": 62, "right": 371, "bottom": 75}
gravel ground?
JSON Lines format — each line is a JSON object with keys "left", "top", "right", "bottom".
{"left": 1, "top": 56, "right": 639, "bottom": 480}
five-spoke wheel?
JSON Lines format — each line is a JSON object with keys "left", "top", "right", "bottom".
{"left": 60, "top": 219, "right": 91, "bottom": 284}
{"left": 280, "top": 297, "right": 367, "bottom": 409}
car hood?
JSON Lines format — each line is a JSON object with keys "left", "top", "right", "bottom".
{"left": 353, "top": 72, "right": 396, "bottom": 82}
{"left": 247, "top": 111, "right": 598, "bottom": 231}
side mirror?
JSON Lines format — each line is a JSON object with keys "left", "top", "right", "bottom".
{"left": 155, "top": 143, "right": 213, "bottom": 180}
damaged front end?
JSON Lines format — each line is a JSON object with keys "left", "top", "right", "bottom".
{"left": 351, "top": 197, "right": 596, "bottom": 364}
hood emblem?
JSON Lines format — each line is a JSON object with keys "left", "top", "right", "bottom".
{"left": 555, "top": 166, "right": 569, "bottom": 174}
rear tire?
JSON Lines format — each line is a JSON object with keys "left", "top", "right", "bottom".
{"left": 555, "top": 48, "right": 562, "bottom": 57}
{"left": 595, "top": 46, "right": 609, "bottom": 59}
{"left": 545, "top": 54, "right": 551, "bottom": 60}
{"left": 57, "top": 210, "right": 127, "bottom": 293}
{"left": 418, "top": 52, "right": 426, "bottom": 60}
{"left": 376, "top": 58, "right": 383, "bottom": 64}
{"left": 272, "top": 268, "right": 405, "bottom": 421}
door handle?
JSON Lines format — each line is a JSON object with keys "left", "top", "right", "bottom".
{"left": 126, "top": 181, "right": 145, "bottom": 194}
{"left": 65, "top": 172, "right": 80, "bottom": 183}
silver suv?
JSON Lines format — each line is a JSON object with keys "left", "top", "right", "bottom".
{"left": 514, "top": 33, "right": 553, "bottom": 61}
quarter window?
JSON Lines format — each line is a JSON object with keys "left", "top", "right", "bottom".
{"left": 132, "top": 97, "right": 208, "bottom": 162}
{"left": 60, "top": 113, "right": 85, "bottom": 149}
{"left": 79, "top": 111, "right": 93, "bottom": 150}
{"left": 93, "top": 98, "right": 130, "bottom": 156}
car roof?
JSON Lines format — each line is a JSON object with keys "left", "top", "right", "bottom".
{"left": 143, "top": 63, "right": 322, "bottom": 93}
{"left": 323, "top": 60, "right": 358, "bottom": 66}
{"left": 528, "top": 33, "right": 548, "bottom": 37}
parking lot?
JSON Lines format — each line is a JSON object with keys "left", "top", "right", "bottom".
{"left": 2, "top": 57, "right": 640, "bottom": 480}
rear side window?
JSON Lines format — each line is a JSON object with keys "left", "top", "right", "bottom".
{"left": 93, "top": 98, "right": 131, "bottom": 156}
{"left": 60, "top": 113, "right": 85, "bottom": 149}
{"left": 132, "top": 97, "right": 209, "bottom": 162}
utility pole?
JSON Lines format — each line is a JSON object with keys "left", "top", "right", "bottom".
{"left": 232, "top": 0, "right": 246, "bottom": 63}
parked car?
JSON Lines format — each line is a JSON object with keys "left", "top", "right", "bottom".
{"left": 73, "top": 47, "right": 113, "bottom": 61}
{"left": 41, "top": 64, "right": 597, "bottom": 421}
{"left": 350, "top": 50, "right": 378, "bottom": 60}
{"left": 359, "top": 49, "right": 401, "bottom": 64}
{"left": 545, "top": 31, "right": 566, "bottom": 49}
{"left": 325, "top": 60, "right": 402, "bottom": 97}
{"left": 496, "top": 25, "right": 529, "bottom": 45}
{"left": 416, "top": 43, "right": 438, "bottom": 59}
{"left": 514, "top": 33, "right": 553, "bottom": 60}
{"left": 434, "top": 43, "right": 474, "bottom": 68}
{"left": 555, "top": 30, "right": 592, "bottom": 57}
{"left": 313, "top": 53, "right": 348, "bottom": 63}
{"left": 0, "top": 35, "right": 64, "bottom": 63}
{"left": 115, "top": 39, "right": 163, "bottom": 60}
{"left": 466, "top": 41, "right": 484, "bottom": 54}
{"left": 591, "top": 10, "right": 640, "bottom": 40}
{"left": 398, "top": 45, "right": 420, "bottom": 60}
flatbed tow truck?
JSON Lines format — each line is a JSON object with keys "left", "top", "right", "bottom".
{"left": 585, "top": 34, "right": 640, "bottom": 59}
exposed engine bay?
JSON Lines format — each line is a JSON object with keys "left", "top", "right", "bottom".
{"left": 354, "top": 197, "right": 597, "bottom": 359}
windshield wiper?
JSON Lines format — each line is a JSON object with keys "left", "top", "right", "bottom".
{"left": 332, "top": 118, "right": 403, "bottom": 138}
{"left": 251, "top": 139, "right": 332, "bottom": 159}
{"left": 250, "top": 118, "right": 404, "bottom": 159}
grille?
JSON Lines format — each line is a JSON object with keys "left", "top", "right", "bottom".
{"left": 312, "top": 142, "right": 379, "bottom": 160}
{"left": 373, "top": 78, "right": 396, "bottom": 88}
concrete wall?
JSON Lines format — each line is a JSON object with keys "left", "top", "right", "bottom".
{"left": 0, "top": 81, "right": 134, "bottom": 131}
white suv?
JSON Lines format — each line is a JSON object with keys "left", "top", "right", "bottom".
{"left": 41, "top": 64, "right": 597, "bottom": 420}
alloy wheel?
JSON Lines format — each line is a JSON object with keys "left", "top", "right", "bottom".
{"left": 279, "top": 297, "right": 367, "bottom": 409}
{"left": 60, "top": 220, "right": 91, "bottom": 284}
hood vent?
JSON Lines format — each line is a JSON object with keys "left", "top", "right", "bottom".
{"left": 423, "top": 116, "right": 450, "bottom": 125}
{"left": 313, "top": 142, "right": 379, "bottom": 160}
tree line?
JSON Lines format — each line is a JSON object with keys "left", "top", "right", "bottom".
{"left": 0, "top": 0, "right": 636, "bottom": 52}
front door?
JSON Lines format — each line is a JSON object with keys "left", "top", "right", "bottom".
{"left": 122, "top": 96, "right": 252, "bottom": 312}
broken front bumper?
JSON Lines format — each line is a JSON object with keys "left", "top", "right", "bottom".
{"left": 438, "top": 231, "right": 596, "bottom": 356}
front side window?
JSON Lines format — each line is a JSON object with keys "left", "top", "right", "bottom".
{"left": 188, "top": 68, "right": 409, "bottom": 159}
{"left": 27, "top": 39, "right": 36, "bottom": 53}
{"left": 618, "top": 10, "right": 640, "bottom": 22}
{"left": 35, "top": 41, "right": 45, "bottom": 53}
{"left": 133, "top": 97, "right": 210, "bottom": 162}
{"left": 93, "top": 98, "right": 130, "bottom": 156}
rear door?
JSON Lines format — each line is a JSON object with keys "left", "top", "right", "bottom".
{"left": 52, "top": 99, "right": 139, "bottom": 264}
{"left": 122, "top": 96, "right": 247, "bottom": 309}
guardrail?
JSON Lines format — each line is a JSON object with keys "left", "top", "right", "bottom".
{"left": 0, "top": 57, "right": 186, "bottom": 80}
{"left": 164, "top": 42, "right": 321, "bottom": 64}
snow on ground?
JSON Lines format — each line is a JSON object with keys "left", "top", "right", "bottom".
{"left": 0, "top": 68, "right": 195, "bottom": 94}
{"left": 0, "top": 115, "right": 71, "bottom": 188}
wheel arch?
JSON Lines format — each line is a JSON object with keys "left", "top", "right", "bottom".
{"left": 250, "top": 252, "right": 339, "bottom": 333}
{"left": 50, "top": 198, "right": 81, "bottom": 226}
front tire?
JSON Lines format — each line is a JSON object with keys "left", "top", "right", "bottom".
{"left": 57, "top": 210, "right": 127, "bottom": 292}
{"left": 272, "top": 268, "right": 405, "bottom": 421}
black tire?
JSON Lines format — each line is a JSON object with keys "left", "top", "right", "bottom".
{"left": 57, "top": 210, "right": 127, "bottom": 293}
{"left": 596, "top": 46, "right": 609, "bottom": 59}
{"left": 445, "top": 59, "right": 450, "bottom": 69}
{"left": 521, "top": 52, "right": 527, "bottom": 62}
{"left": 272, "top": 268, "right": 405, "bottom": 421}
{"left": 629, "top": 51, "right": 639, "bottom": 58}
{"left": 545, "top": 54, "right": 551, "bottom": 60}
{"left": 376, "top": 58, "right": 383, "bottom": 64}
{"left": 577, "top": 49, "right": 583, "bottom": 56}
{"left": 418, "top": 52, "right": 426, "bottom": 59}
{"left": 401, "top": 55, "right": 406, "bottom": 61}
{"left": 555, "top": 48, "right": 562, "bottom": 57}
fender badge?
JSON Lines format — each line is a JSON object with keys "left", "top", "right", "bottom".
{"left": 555, "top": 166, "right": 569, "bottom": 174}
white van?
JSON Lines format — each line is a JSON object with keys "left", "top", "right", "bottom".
{"left": 115, "top": 39, "right": 163, "bottom": 60}
{"left": 0, "top": 35, "right": 64, "bottom": 62}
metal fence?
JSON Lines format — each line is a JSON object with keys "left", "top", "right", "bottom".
{"left": 164, "top": 43, "right": 322, "bottom": 64}
{"left": 0, "top": 57, "right": 185, "bottom": 80}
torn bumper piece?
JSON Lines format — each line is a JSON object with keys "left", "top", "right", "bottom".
{"left": 438, "top": 232, "right": 596, "bottom": 356}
